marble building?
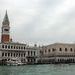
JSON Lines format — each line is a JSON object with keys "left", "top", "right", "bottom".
{"left": 39, "top": 43, "right": 75, "bottom": 64}
{"left": 0, "top": 11, "right": 40, "bottom": 65}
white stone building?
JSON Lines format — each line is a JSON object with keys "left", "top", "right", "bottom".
{"left": 0, "top": 11, "right": 40, "bottom": 65}
{"left": 39, "top": 43, "right": 75, "bottom": 63}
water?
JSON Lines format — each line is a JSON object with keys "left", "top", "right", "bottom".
{"left": 0, "top": 64, "right": 75, "bottom": 75}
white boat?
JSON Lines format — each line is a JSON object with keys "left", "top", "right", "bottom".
{"left": 6, "top": 58, "right": 23, "bottom": 66}
{"left": 17, "top": 60, "right": 24, "bottom": 65}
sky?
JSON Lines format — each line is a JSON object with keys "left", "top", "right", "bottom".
{"left": 0, "top": 0, "right": 75, "bottom": 46}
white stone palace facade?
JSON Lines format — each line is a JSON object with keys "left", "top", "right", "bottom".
{"left": 39, "top": 43, "right": 75, "bottom": 64}
{"left": 0, "top": 43, "right": 40, "bottom": 64}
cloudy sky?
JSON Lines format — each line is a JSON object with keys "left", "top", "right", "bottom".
{"left": 0, "top": 0, "right": 75, "bottom": 45}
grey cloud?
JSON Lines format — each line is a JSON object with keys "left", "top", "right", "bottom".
{"left": 0, "top": 0, "right": 75, "bottom": 45}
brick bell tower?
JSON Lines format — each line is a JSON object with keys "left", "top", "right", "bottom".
{"left": 1, "top": 10, "right": 10, "bottom": 43}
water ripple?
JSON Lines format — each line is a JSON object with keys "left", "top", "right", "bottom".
{"left": 0, "top": 64, "right": 75, "bottom": 75}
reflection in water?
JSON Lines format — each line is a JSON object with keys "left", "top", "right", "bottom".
{"left": 0, "top": 64, "right": 75, "bottom": 75}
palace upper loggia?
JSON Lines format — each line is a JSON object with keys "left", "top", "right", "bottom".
{"left": 0, "top": 11, "right": 75, "bottom": 65}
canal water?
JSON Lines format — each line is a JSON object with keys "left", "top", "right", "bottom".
{"left": 0, "top": 64, "right": 75, "bottom": 75}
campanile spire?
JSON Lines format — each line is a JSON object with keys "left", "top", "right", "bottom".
{"left": 2, "top": 10, "right": 9, "bottom": 25}
{"left": 1, "top": 10, "right": 10, "bottom": 43}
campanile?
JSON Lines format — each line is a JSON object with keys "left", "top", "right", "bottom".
{"left": 1, "top": 11, "right": 10, "bottom": 43}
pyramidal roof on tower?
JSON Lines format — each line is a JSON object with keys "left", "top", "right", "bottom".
{"left": 2, "top": 10, "right": 9, "bottom": 25}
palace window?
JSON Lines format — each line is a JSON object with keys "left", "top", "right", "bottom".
{"left": 16, "top": 46, "right": 18, "bottom": 49}
{"left": 5, "top": 45, "right": 7, "bottom": 48}
{"left": 11, "top": 46, "right": 13, "bottom": 49}
{"left": 24, "top": 47, "right": 25, "bottom": 49}
{"left": 28, "top": 59, "right": 29, "bottom": 62}
{"left": 34, "top": 59, "right": 35, "bottom": 62}
{"left": 2, "top": 45, "right": 4, "bottom": 48}
{"left": 16, "top": 53, "right": 18, "bottom": 57}
{"left": 48, "top": 49, "right": 50, "bottom": 52}
{"left": 14, "top": 53, "right": 15, "bottom": 57}
{"left": 2, "top": 53, "right": 4, "bottom": 57}
{"left": 24, "top": 53, "right": 25, "bottom": 57}
{"left": 52, "top": 48, "right": 56, "bottom": 52}
{"left": 70, "top": 48, "right": 72, "bottom": 52}
{"left": 59, "top": 48, "right": 62, "bottom": 51}
{"left": 34, "top": 51, "right": 35, "bottom": 56}
{"left": 5, "top": 53, "right": 7, "bottom": 56}
{"left": 19, "top": 46, "right": 20, "bottom": 49}
{"left": 14, "top": 46, "right": 15, "bottom": 49}
{"left": 8, "top": 45, "right": 10, "bottom": 49}
{"left": 8, "top": 53, "right": 10, "bottom": 57}
{"left": 65, "top": 48, "right": 67, "bottom": 51}
{"left": 40, "top": 50, "right": 43, "bottom": 55}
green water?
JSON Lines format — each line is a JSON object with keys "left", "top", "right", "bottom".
{"left": 0, "top": 64, "right": 75, "bottom": 75}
